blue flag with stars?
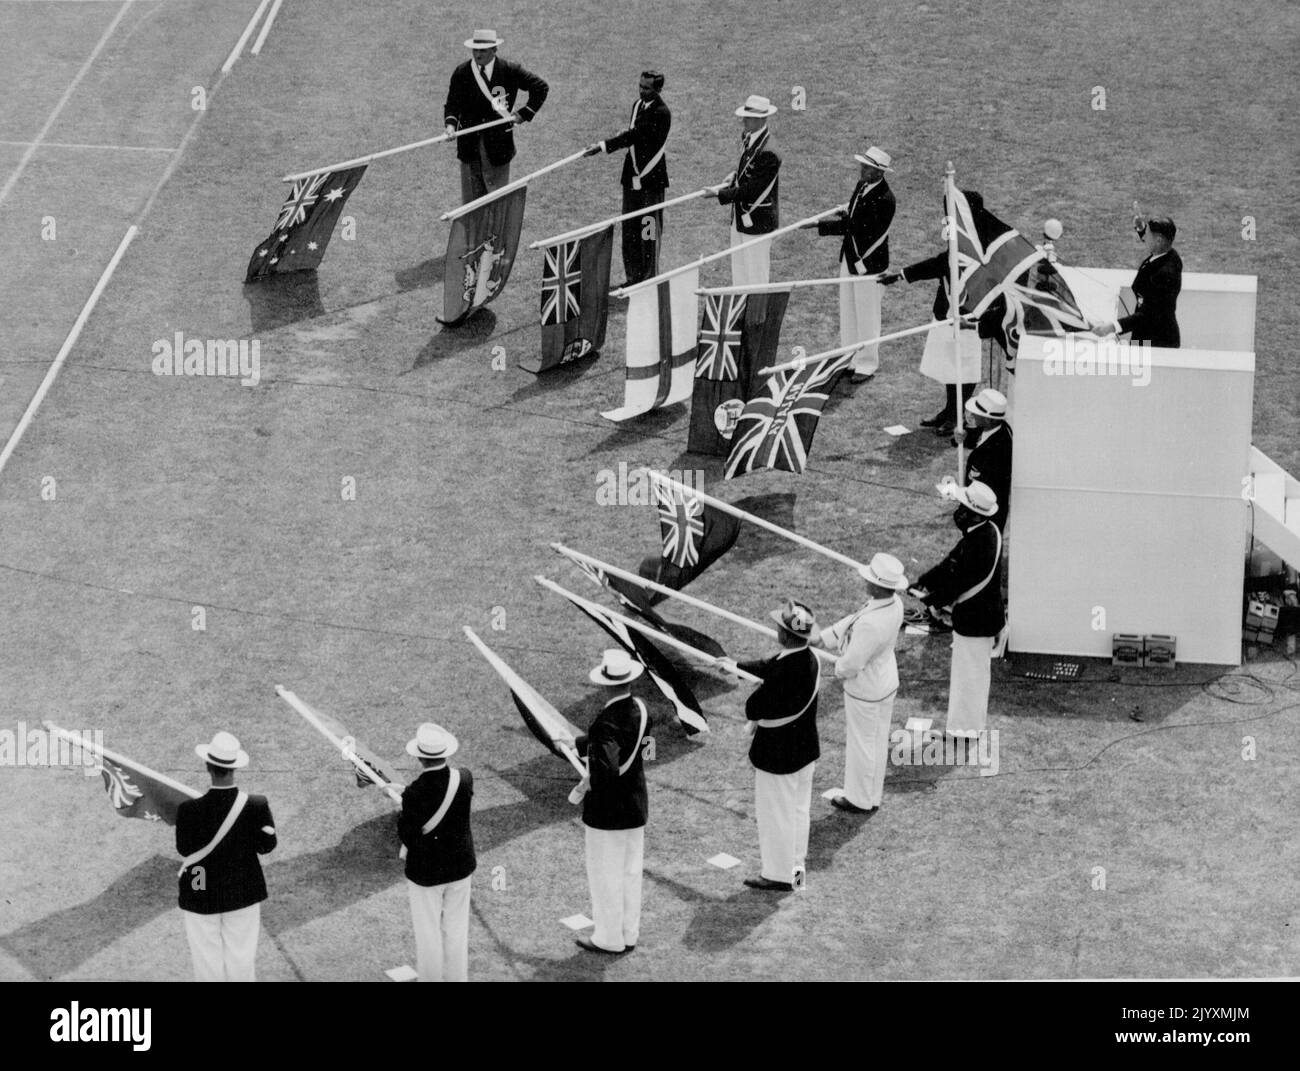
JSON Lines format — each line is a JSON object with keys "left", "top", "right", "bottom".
{"left": 245, "top": 165, "right": 367, "bottom": 282}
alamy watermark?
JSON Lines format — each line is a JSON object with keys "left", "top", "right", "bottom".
{"left": 152, "top": 331, "right": 260, "bottom": 386}
{"left": 891, "top": 728, "right": 1000, "bottom": 776}
{"left": 0, "top": 721, "right": 103, "bottom": 775}
{"left": 1042, "top": 336, "right": 1151, "bottom": 387}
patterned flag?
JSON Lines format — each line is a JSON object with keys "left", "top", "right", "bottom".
{"left": 526, "top": 225, "right": 614, "bottom": 373}
{"left": 440, "top": 187, "right": 528, "bottom": 326}
{"left": 276, "top": 688, "right": 404, "bottom": 797}
{"left": 948, "top": 187, "right": 1042, "bottom": 319}
{"left": 724, "top": 351, "right": 853, "bottom": 478}
{"left": 601, "top": 268, "right": 699, "bottom": 421}
{"left": 551, "top": 585, "right": 708, "bottom": 735}
{"left": 1001, "top": 260, "right": 1089, "bottom": 360}
{"left": 645, "top": 480, "right": 741, "bottom": 591}
{"left": 688, "top": 289, "right": 790, "bottom": 456}
{"left": 245, "top": 166, "right": 367, "bottom": 283}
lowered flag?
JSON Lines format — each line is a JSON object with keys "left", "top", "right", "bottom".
{"left": 725, "top": 351, "right": 852, "bottom": 478}
{"left": 245, "top": 166, "right": 366, "bottom": 282}
{"left": 524, "top": 225, "right": 614, "bottom": 373}
{"left": 440, "top": 187, "right": 528, "bottom": 326}
{"left": 462, "top": 627, "right": 587, "bottom": 776}
{"left": 275, "top": 687, "right": 404, "bottom": 800}
{"left": 602, "top": 268, "right": 699, "bottom": 421}
{"left": 637, "top": 479, "right": 742, "bottom": 594}
{"left": 44, "top": 722, "right": 200, "bottom": 826}
{"left": 688, "top": 289, "right": 790, "bottom": 455}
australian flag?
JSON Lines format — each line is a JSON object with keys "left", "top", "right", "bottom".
{"left": 724, "top": 351, "right": 853, "bottom": 478}
{"left": 245, "top": 166, "right": 367, "bottom": 282}
{"left": 526, "top": 225, "right": 614, "bottom": 373}
{"left": 642, "top": 480, "right": 741, "bottom": 590}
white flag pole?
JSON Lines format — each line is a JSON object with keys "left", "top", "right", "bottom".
{"left": 442, "top": 148, "right": 589, "bottom": 221}
{"left": 534, "top": 575, "right": 762, "bottom": 683}
{"left": 759, "top": 322, "right": 935, "bottom": 377}
{"left": 43, "top": 721, "right": 202, "bottom": 799}
{"left": 946, "top": 162, "right": 967, "bottom": 483}
{"left": 550, "top": 543, "right": 836, "bottom": 665}
{"left": 280, "top": 116, "right": 516, "bottom": 183}
{"left": 529, "top": 185, "right": 724, "bottom": 249}
{"left": 697, "top": 276, "right": 876, "bottom": 295}
{"left": 275, "top": 686, "right": 404, "bottom": 803}
{"left": 610, "top": 204, "right": 848, "bottom": 299}
{"left": 633, "top": 469, "right": 870, "bottom": 573}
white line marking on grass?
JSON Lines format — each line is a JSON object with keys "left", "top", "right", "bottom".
{"left": 250, "top": 0, "right": 283, "bottom": 55}
{"left": 0, "top": 0, "right": 134, "bottom": 209}
{"left": 221, "top": 0, "right": 272, "bottom": 73}
{"left": 0, "top": 226, "right": 137, "bottom": 481}
{"left": 0, "top": 139, "right": 176, "bottom": 153}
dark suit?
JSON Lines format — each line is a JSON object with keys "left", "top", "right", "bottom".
{"left": 176, "top": 787, "right": 276, "bottom": 914}
{"left": 443, "top": 57, "right": 548, "bottom": 201}
{"left": 398, "top": 767, "right": 476, "bottom": 887}
{"left": 817, "top": 178, "right": 894, "bottom": 275}
{"left": 601, "top": 94, "right": 671, "bottom": 283}
{"left": 577, "top": 695, "right": 648, "bottom": 830}
{"left": 918, "top": 520, "right": 1005, "bottom": 638}
{"left": 964, "top": 424, "right": 1013, "bottom": 530}
{"left": 718, "top": 128, "right": 780, "bottom": 235}
{"left": 1119, "top": 249, "right": 1181, "bottom": 348}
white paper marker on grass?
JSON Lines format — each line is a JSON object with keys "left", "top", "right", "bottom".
{"left": 385, "top": 965, "right": 418, "bottom": 982}
{"left": 707, "top": 853, "right": 741, "bottom": 870}
{"left": 560, "top": 914, "right": 594, "bottom": 931}
{"left": 884, "top": 425, "right": 911, "bottom": 436}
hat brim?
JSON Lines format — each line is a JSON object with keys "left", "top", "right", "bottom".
{"left": 863, "top": 570, "right": 909, "bottom": 590}
{"left": 734, "top": 105, "right": 778, "bottom": 118}
{"left": 195, "top": 744, "right": 249, "bottom": 769}
{"left": 964, "top": 398, "right": 1006, "bottom": 419}
{"left": 406, "top": 736, "right": 459, "bottom": 759}
{"left": 769, "top": 609, "right": 815, "bottom": 639}
{"left": 853, "top": 155, "right": 894, "bottom": 171}
{"left": 589, "top": 663, "right": 644, "bottom": 685}
{"left": 954, "top": 492, "right": 997, "bottom": 517}
{"left": 464, "top": 38, "right": 503, "bottom": 48}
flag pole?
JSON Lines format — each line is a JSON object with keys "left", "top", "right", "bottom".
{"left": 759, "top": 322, "right": 935, "bottom": 376}
{"left": 632, "top": 469, "right": 870, "bottom": 573}
{"left": 610, "top": 204, "right": 848, "bottom": 298}
{"left": 461, "top": 627, "right": 588, "bottom": 779}
{"left": 698, "top": 276, "right": 877, "bottom": 295}
{"left": 280, "top": 117, "right": 516, "bottom": 183}
{"left": 442, "top": 148, "right": 590, "bottom": 221}
{"left": 535, "top": 575, "right": 762, "bottom": 683}
{"left": 946, "top": 162, "right": 967, "bottom": 483}
{"left": 43, "top": 721, "right": 203, "bottom": 799}
{"left": 529, "top": 185, "right": 725, "bottom": 249}
{"left": 551, "top": 543, "right": 836, "bottom": 665}
{"left": 275, "top": 686, "right": 404, "bottom": 803}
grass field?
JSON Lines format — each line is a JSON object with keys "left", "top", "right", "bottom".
{"left": 0, "top": 0, "right": 1297, "bottom": 982}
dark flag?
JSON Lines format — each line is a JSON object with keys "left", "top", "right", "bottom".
{"left": 245, "top": 166, "right": 366, "bottom": 282}
{"left": 688, "top": 289, "right": 790, "bottom": 456}
{"left": 631, "top": 479, "right": 741, "bottom": 595}
{"left": 725, "top": 351, "right": 853, "bottom": 478}
{"left": 524, "top": 225, "right": 614, "bottom": 373}
{"left": 1002, "top": 261, "right": 1089, "bottom": 360}
{"left": 439, "top": 186, "right": 528, "bottom": 326}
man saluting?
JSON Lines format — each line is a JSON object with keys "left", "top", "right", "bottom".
{"left": 586, "top": 71, "right": 671, "bottom": 286}
{"left": 443, "top": 28, "right": 548, "bottom": 204}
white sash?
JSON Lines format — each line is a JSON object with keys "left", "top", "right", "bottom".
{"left": 619, "top": 699, "right": 649, "bottom": 774}
{"left": 628, "top": 100, "right": 666, "bottom": 191}
{"left": 954, "top": 523, "right": 1004, "bottom": 604}
{"left": 754, "top": 654, "right": 820, "bottom": 729}
{"left": 471, "top": 62, "right": 510, "bottom": 116}
{"left": 420, "top": 769, "right": 462, "bottom": 835}
{"left": 178, "top": 790, "right": 248, "bottom": 878}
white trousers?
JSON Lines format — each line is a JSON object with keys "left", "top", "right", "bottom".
{"left": 753, "top": 763, "right": 814, "bottom": 883}
{"left": 843, "top": 692, "right": 895, "bottom": 809}
{"left": 407, "top": 876, "right": 471, "bottom": 982}
{"left": 947, "top": 633, "right": 994, "bottom": 735}
{"left": 182, "top": 903, "right": 260, "bottom": 982}
{"left": 730, "top": 225, "right": 772, "bottom": 286}
{"left": 839, "top": 261, "right": 883, "bottom": 374}
{"left": 585, "top": 826, "right": 644, "bottom": 951}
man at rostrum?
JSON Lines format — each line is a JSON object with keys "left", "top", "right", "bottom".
{"left": 398, "top": 721, "right": 475, "bottom": 982}
{"left": 176, "top": 731, "right": 277, "bottom": 982}
{"left": 586, "top": 70, "right": 671, "bottom": 286}
{"left": 443, "top": 28, "right": 549, "bottom": 204}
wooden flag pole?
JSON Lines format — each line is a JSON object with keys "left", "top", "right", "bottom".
{"left": 758, "top": 321, "right": 935, "bottom": 377}
{"left": 534, "top": 575, "right": 762, "bottom": 683}
{"left": 632, "top": 469, "right": 870, "bottom": 573}
{"left": 610, "top": 204, "right": 848, "bottom": 299}
{"left": 43, "top": 721, "right": 202, "bottom": 799}
{"left": 442, "top": 148, "right": 590, "bottom": 222}
{"left": 697, "top": 276, "right": 878, "bottom": 295}
{"left": 550, "top": 543, "right": 836, "bottom": 665}
{"left": 280, "top": 116, "right": 516, "bottom": 183}
{"left": 529, "top": 185, "right": 725, "bottom": 249}
{"left": 946, "top": 162, "right": 968, "bottom": 483}
{"left": 275, "top": 686, "right": 404, "bottom": 803}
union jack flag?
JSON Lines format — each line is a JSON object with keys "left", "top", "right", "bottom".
{"left": 696, "top": 293, "right": 747, "bottom": 380}
{"left": 948, "top": 187, "right": 1043, "bottom": 320}
{"left": 654, "top": 482, "right": 706, "bottom": 568}
{"left": 540, "top": 239, "right": 583, "bottom": 325}
{"left": 724, "top": 352, "right": 852, "bottom": 478}
{"left": 1001, "top": 262, "right": 1089, "bottom": 358}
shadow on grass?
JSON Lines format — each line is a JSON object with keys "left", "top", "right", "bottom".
{"left": 243, "top": 271, "right": 326, "bottom": 333}
{"left": 394, "top": 255, "right": 446, "bottom": 293}
{"left": 410, "top": 309, "right": 498, "bottom": 371}
{"left": 507, "top": 349, "right": 605, "bottom": 399}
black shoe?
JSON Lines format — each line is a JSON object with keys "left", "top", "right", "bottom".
{"left": 919, "top": 410, "right": 952, "bottom": 429}
{"left": 744, "top": 877, "right": 794, "bottom": 892}
{"left": 575, "top": 936, "right": 629, "bottom": 955}
{"left": 849, "top": 372, "right": 875, "bottom": 384}
{"left": 830, "top": 796, "right": 878, "bottom": 815}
